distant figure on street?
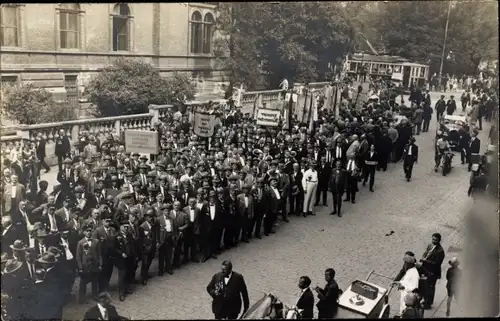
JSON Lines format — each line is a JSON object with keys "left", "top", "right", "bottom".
{"left": 445, "top": 257, "right": 461, "bottom": 317}
{"left": 296, "top": 276, "right": 314, "bottom": 319}
{"left": 206, "top": 260, "right": 249, "bottom": 319}
{"left": 435, "top": 95, "right": 446, "bottom": 122}
{"left": 36, "top": 132, "right": 50, "bottom": 174}
{"left": 55, "top": 129, "right": 71, "bottom": 172}
{"left": 314, "top": 268, "right": 339, "bottom": 319}
{"left": 446, "top": 96, "right": 457, "bottom": 115}
{"left": 402, "top": 137, "right": 418, "bottom": 182}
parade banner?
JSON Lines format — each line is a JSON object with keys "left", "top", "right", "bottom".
{"left": 256, "top": 108, "right": 280, "bottom": 127}
{"left": 193, "top": 112, "right": 216, "bottom": 137}
{"left": 125, "top": 130, "right": 159, "bottom": 154}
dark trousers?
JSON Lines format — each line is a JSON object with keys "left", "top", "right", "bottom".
{"left": 57, "top": 155, "right": 64, "bottom": 172}
{"left": 78, "top": 271, "right": 98, "bottom": 302}
{"left": 223, "top": 219, "right": 237, "bottom": 247}
{"left": 263, "top": 211, "right": 277, "bottom": 234}
{"left": 173, "top": 236, "right": 185, "bottom": 266}
{"left": 38, "top": 157, "right": 50, "bottom": 174}
{"left": 158, "top": 241, "right": 173, "bottom": 274}
{"left": 315, "top": 186, "right": 328, "bottom": 205}
{"left": 363, "top": 166, "right": 376, "bottom": 189}
{"left": 140, "top": 250, "right": 155, "bottom": 280}
{"left": 239, "top": 214, "right": 251, "bottom": 241}
{"left": 403, "top": 158, "right": 415, "bottom": 179}
{"left": 344, "top": 176, "right": 357, "bottom": 201}
{"left": 214, "top": 311, "right": 239, "bottom": 320}
{"left": 478, "top": 116, "right": 482, "bottom": 130}
{"left": 414, "top": 122, "right": 422, "bottom": 135}
{"left": 117, "top": 264, "right": 130, "bottom": 296}
{"left": 436, "top": 111, "right": 444, "bottom": 122}
{"left": 183, "top": 232, "right": 199, "bottom": 261}
{"left": 331, "top": 192, "right": 343, "bottom": 213}
{"left": 377, "top": 153, "right": 389, "bottom": 171}
{"left": 424, "top": 276, "right": 438, "bottom": 307}
{"left": 289, "top": 192, "right": 303, "bottom": 214}
{"left": 422, "top": 118, "right": 431, "bottom": 132}
{"left": 98, "top": 258, "right": 113, "bottom": 292}
{"left": 252, "top": 211, "right": 264, "bottom": 237}
{"left": 461, "top": 102, "right": 467, "bottom": 112}
{"left": 280, "top": 197, "right": 288, "bottom": 220}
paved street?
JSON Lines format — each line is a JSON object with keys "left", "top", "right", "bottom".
{"left": 48, "top": 91, "right": 491, "bottom": 319}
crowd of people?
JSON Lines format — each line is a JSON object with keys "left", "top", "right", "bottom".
{"left": 0, "top": 77, "right": 497, "bottom": 320}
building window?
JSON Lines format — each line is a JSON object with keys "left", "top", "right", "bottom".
{"left": 0, "top": 5, "right": 20, "bottom": 47}
{"left": 190, "top": 11, "right": 203, "bottom": 54}
{"left": 59, "top": 4, "right": 81, "bottom": 49}
{"left": 64, "top": 75, "right": 78, "bottom": 108}
{"left": 202, "top": 13, "right": 214, "bottom": 54}
{"left": 112, "top": 4, "right": 130, "bottom": 51}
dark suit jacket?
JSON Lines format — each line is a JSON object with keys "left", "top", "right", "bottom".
{"left": 203, "top": 201, "right": 223, "bottom": 232}
{"left": 329, "top": 168, "right": 346, "bottom": 194}
{"left": 92, "top": 226, "right": 117, "bottom": 258}
{"left": 421, "top": 243, "right": 445, "bottom": 279}
{"left": 468, "top": 137, "right": 481, "bottom": 154}
{"left": 55, "top": 136, "right": 71, "bottom": 157}
{"left": 76, "top": 237, "right": 102, "bottom": 272}
{"left": 290, "top": 171, "right": 304, "bottom": 194}
{"left": 364, "top": 151, "right": 378, "bottom": 166}
{"left": 183, "top": 205, "right": 202, "bottom": 235}
{"left": 206, "top": 271, "right": 250, "bottom": 317}
{"left": 297, "top": 288, "right": 315, "bottom": 319}
{"left": 403, "top": 144, "right": 419, "bottom": 162}
{"left": 83, "top": 304, "right": 122, "bottom": 321}
{"left": 317, "top": 163, "right": 331, "bottom": 188}
{"left": 36, "top": 138, "right": 47, "bottom": 159}
{"left": 316, "top": 280, "right": 339, "bottom": 315}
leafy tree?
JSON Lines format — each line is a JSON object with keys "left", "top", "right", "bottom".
{"left": 85, "top": 58, "right": 195, "bottom": 117}
{"left": 2, "top": 83, "right": 76, "bottom": 125}
{"left": 214, "top": 2, "right": 353, "bottom": 90}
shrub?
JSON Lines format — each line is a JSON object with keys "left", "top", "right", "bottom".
{"left": 85, "top": 58, "right": 196, "bottom": 117}
{"left": 2, "top": 83, "right": 76, "bottom": 125}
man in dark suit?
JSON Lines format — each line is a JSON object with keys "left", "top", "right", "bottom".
{"left": 265, "top": 177, "right": 280, "bottom": 236}
{"left": 206, "top": 260, "right": 249, "bottom": 319}
{"left": 296, "top": 276, "right": 314, "bottom": 319}
{"left": 314, "top": 268, "right": 340, "bottom": 319}
{"left": 402, "top": 138, "right": 419, "bottom": 182}
{"left": 417, "top": 233, "right": 445, "bottom": 309}
{"left": 55, "top": 129, "right": 71, "bottom": 172}
{"left": 204, "top": 191, "right": 223, "bottom": 260}
{"left": 183, "top": 197, "right": 202, "bottom": 263}
{"left": 170, "top": 201, "right": 189, "bottom": 268}
{"left": 113, "top": 222, "right": 136, "bottom": 302}
{"left": 362, "top": 144, "right": 378, "bottom": 192}
{"left": 36, "top": 133, "right": 50, "bottom": 174}
{"left": 76, "top": 225, "right": 102, "bottom": 304}
{"left": 329, "top": 160, "right": 346, "bottom": 217}
{"left": 155, "top": 206, "right": 175, "bottom": 276}
{"left": 92, "top": 214, "right": 117, "bottom": 293}
{"left": 289, "top": 163, "right": 303, "bottom": 216}
{"left": 236, "top": 184, "right": 254, "bottom": 243}
{"left": 314, "top": 156, "right": 330, "bottom": 207}
{"left": 83, "top": 292, "right": 123, "bottom": 321}
{"left": 139, "top": 210, "right": 158, "bottom": 282}
{"left": 467, "top": 131, "right": 481, "bottom": 172}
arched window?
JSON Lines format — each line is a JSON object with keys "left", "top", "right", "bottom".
{"left": 190, "top": 11, "right": 202, "bottom": 54}
{"left": 202, "top": 13, "right": 214, "bottom": 54}
{"left": 59, "top": 3, "right": 81, "bottom": 49}
{"left": 112, "top": 4, "right": 130, "bottom": 51}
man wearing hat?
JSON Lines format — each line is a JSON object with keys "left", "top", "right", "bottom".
{"left": 57, "top": 158, "right": 75, "bottom": 193}
{"left": 203, "top": 190, "right": 222, "bottom": 260}
{"left": 138, "top": 209, "right": 157, "bottom": 282}
{"left": 76, "top": 224, "right": 102, "bottom": 304}
{"left": 183, "top": 197, "right": 202, "bottom": 263}
{"left": 92, "top": 213, "right": 116, "bottom": 293}
{"left": 55, "top": 128, "right": 71, "bottom": 172}
{"left": 113, "top": 220, "right": 136, "bottom": 301}
{"left": 156, "top": 205, "right": 177, "bottom": 276}
{"left": 83, "top": 291, "right": 123, "bottom": 320}
{"left": 391, "top": 254, "right": 420, "bottom": 315}
{"left": 37, "top": 251, "right": 64, "bottom": 319}
{"left": 402, "top": 137, "right": 419, "bottom": 182}
{"left": 236, "top": 184, "right": 254, "bottom": 243}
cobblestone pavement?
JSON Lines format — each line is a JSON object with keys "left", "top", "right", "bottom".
{"left": 49, "top": 91, "right": 492, "bottom": 319}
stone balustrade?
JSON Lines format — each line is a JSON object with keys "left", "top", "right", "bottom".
{"left": 0, "top": 89, "right": 285, "bottom": 165}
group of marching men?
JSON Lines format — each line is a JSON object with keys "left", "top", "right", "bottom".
{"left": 1, "top": 98, "right": 418, "bottom": 319}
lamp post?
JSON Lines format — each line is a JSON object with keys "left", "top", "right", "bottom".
{"left": 438, "top": 0, "right": 453, "bottom": 91}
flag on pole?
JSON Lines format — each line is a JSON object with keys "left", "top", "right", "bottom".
{"left": 232, "top": 84, "right": 244, "bottom": 107}
{"left": 287, "top": 91, "right": 294, "bottom": 130}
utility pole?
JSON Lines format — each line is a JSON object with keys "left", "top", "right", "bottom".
{"left": 438, "top": 0, "right": 453, "bottom": 90}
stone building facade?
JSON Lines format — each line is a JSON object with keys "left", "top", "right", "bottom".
{"left": 0, "top": 3, "right": 228, "bottom": 112}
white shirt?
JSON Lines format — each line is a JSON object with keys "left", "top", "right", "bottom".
{"left": 2, "top": 225, "right": 11, "bottom": 236}
{"left": 348, "top": 159, "right": 358, "bottom": 171}
{"left": 189, "top": 208, "right": 195, "bottom": 222}
{"left": 209, "top": 204, "right": 216, "bottom": 220}
{"left": 271, "top": 187, "right": 281, "bottom": 200}
{"left": 61, "top": 238, "right": 74, "bottom": 260}
{"left": 97, "top": 303, "right": 108, "bottom": 320}
{"left": 48, "top": 214, "right": 58, "bottom": 232}
{"left": 196, "top": 202, "right": 203, "bottom": 210}
{"left": 164, "top": 216, "right": 172, "bottom": 232}
{"left": 11, "top": 185, "right": 16, "bottom": 198}
{"left": 302, "top": 169, "right": 318, "bottom": 190}
{"left": 224, "top": 272, "right": 233, "bottom": 285}
{"left": 407, "top": 145, "right": 412, "bottom": 155}
{"left": 64, "top": 207, "right": 70, "bottom": 221}
{"left": 244, "top": 196, "right": 249, "bottom": 208}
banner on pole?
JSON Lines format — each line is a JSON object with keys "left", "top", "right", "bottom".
{"left": 193, "top": 112, "right": 216, "bottom": 137}
{"left": 125, "top": 130, "right": 159, "bottom": 154}
{"left": 256, "top": 108, "right": 280, "bottom": 127}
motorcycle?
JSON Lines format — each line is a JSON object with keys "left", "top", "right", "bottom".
{"left": 442, "top": 151, "right": 454, "bottom": 176}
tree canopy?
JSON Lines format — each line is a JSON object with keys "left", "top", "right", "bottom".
{"left": 85, "top": 58, "right": 195, "bottom": 117}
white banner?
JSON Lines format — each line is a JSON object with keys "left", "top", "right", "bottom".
{"left": 125, "top": 130, "right": 159, "bottom": 154}
{"left": 193, "top": 112, "right": 216, "bottom": 137}
{"left": 256, "top": 108, "right": 281, "bottom": 127}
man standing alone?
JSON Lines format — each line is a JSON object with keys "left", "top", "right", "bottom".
{"left": 207, "top": 260, "right": 249, "bottom": 319}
